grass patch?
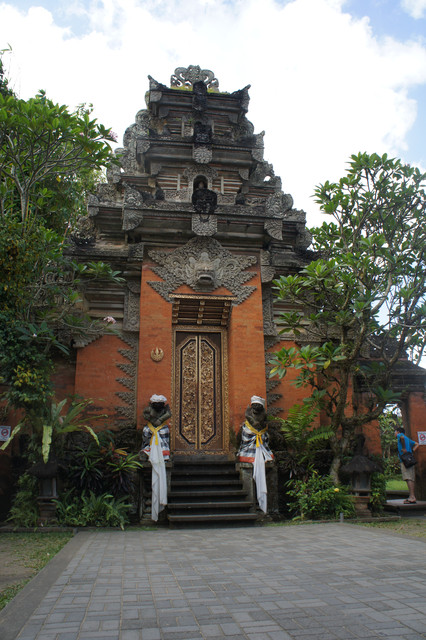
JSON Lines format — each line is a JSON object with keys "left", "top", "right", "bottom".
{"left": 0, "top": 532, "right": 73, "bottom": 611}
{"left": 386, "top": 477, "right": 407, "bottom": 491}
{"left": 352, "top": 518, "right": 426, "bottom": 540}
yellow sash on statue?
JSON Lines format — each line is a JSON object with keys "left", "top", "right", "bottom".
{"left": 147, "top": 421, "right": 167, "bottom": 446}
{"left": 244, "top": 421, "right": 267, "bottom": 448}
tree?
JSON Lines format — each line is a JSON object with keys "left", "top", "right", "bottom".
{"left": 0, "top": 58, "right": 120, "bottom": 421}
{"left": 270, "top": 153, "right": 426, "bottom": 482}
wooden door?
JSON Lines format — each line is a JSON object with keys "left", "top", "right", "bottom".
{"left": 173, "top": 330, "right": 224, "bottom": 452}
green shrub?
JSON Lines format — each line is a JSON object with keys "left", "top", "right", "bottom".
{"left": 65, "top": 432, "right": 142, "bottom": 498}
{"left": 287, "top": 471, "right": 355, "bottom": 520}
{"left": 7, "top": 473, "right": 39, "bottom": 527}
{"left": 369, "top": 472, "right": 387, "bottom": 515}
{"left": 54, "top": 489, "right": 131, "bottom": 530}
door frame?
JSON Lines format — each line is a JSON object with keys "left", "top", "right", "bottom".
{"left": 171, "top": 324, "right": 230, "bottom": 455}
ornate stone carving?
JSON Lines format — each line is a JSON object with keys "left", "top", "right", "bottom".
{"left": 106, "top": 161, "right": 122, "bottom": 184}
{"left": 231, "top": 85, "right": 251, "bottom": 112}
{"left": 192, "top": 182, "right": 217, "bottom": 217}
{"left": 87, "top": 194, "right": 99, "bottom": 217}
{"left": 171, "top": 66, "right": 219, "bottom": 90}
{"left": 163, "top": 189, "right": 190, "bottom": 202}
{"left": 265, "top": 191, "right": 293, "bottom": 218}
{"left": 192, "top": 214, "right": 218, "bottom": 236}
{"left": 128, "top": 243, "right": 144, "bottom": 260}
{"left": 217, "top": 194, "right": 235, "bottom": 205}
{"left": 71, "top": 214, "right": 97, "bottom": 246}
{"left": 115, "top": 332, "right": 138, "bottom": 426}
{"left": 262, "top": 286, "right": 278, "bottom": 337}
{"left": 264, "top": 334, "right": 283, "bottom": 415}
{"left": 295, "top": 224, "right": 313, "bottom": 250}
{"left": 122, "top": 186, "right": 144, "bottom": 231}
{"left": 183, "top": 165, "right": 218, "bottom": 190}
{"left": 151, "top": 347, "right": 164, "bottom": 362}
{"left": 250, "top": 162, "right": 275, "bottom": 186}
{"left": 194, "top": 122, "right": 212, "bottom": 145}
{"left": 193, "top": 146, "right": 212, "bottom": 164}
{"left": 123, "top": 211, "right": 142, "bottom": 231}
{"left": 123, "top": 282, "right": 140, "bottom": 332}
{"left": 148, "top": 75, "right": 168, "bottom": 92}
{"left": 260, "top": 250, "right": 275, "bottom": 284}
{"left": 265, "top": 219, "right": 283, "bottom": 240}
{"left": 148, "top": 237, "right": 257, "bottom": 305}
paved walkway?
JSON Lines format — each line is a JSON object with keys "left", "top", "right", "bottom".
{"left": 1, "top": 523, "right": 425, "bottom": 640}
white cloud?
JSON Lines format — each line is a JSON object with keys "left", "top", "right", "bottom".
{"left": 401, "top": 0, "right": 426, "bottom": 19}
{"left": 1, "top": 0, "right": 426, "bottom": 225}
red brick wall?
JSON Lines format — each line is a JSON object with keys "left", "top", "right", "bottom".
{"left": 75, "top": 334, "right": 132, "bottom": 428}
{"left": 138, "top": 258, "right": 267, "bottom": 445}
{"left": 228, "top": 265, "right": 266, "bottom": 433}
{"left": 408, "top": 392, "right": 426, "bottom": 499}
{"left": 137, "top": 262, "right": 173, "bottom": 428}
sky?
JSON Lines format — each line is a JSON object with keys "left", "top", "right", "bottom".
{"left": 1, "top": 0, "right": 426, "bottom": 226}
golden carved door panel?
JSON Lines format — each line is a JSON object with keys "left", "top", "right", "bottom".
{"left": 174, "top": 330, "right": 224, "bottom": 452}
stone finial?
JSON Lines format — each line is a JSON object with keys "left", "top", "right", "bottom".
{"left": 170, "top": 66, "right": 219, "bottom": 90}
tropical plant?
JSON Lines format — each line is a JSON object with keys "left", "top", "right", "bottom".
{"left": 368, "top": 472, "right": 387, "bottom": 515}
{"left": 1, "top": 398, "right": 103, "bottom": 463}
{"left": 54, "top": 490, "right": 132, "bottom": 530}
{"left": 378, "top": 410, "right": 401, "bottom": 477}
{"left": 0, "top": 53, "right": 122, "bottom": 418}
{"left": 271, "top": 153, "right": 426, "bottom": 482}
{"left": 65, "top": 431, "right": 142, "bottom": 497}
{"left": 6, "top": 473, "right": 38, "bottom": 527}
{"left": 276, "top": 402, "right": 333, "bottom": 480}
{"left": 287, "top": 472, "right": 355, "bottom": 520}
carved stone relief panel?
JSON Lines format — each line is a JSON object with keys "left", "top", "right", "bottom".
{"left": 170, "top": 66, "right": 219, "bottom": 90}
{"left": 192, "top": 214, "right": 218, "bottom": 236}
{"left": 260, "top": 250, "right": 275, "bottom": 284}
{"left": 265, "top": 191, "right": 293, "bottom": 218}
{"left": 264, "top": 335, "right": 282, "bottom": 416}
{"left": 183, "top": 165, "right": 218, "bottom": 197}
{"left": 148, "top": 236, "right": 257, "bottom": 305}
{"left": 265, "top": 219, "right": 283, "bottom": 240}
{"left": 193, "top": 146, "right": 212, "bottom": 164}
{"left": 123, "top": 281, "right": 141, "bottom": 332}
{"left": 262, "top": 285, "right": 278, "bottom": 337}
{"left": 122, "top": 185, "right": 144, "bottom": 231}
{"left": 115, "top": 332, "right": 138, "bottom": 426}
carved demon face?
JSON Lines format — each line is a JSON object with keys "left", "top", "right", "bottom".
{"left": 186, "top": 251, "right": 221, "bottom": 289}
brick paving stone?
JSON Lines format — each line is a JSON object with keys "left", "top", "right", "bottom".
{"left": 3, "top": 524, "right": 426, "bottom": 640}
{"left": 140, "top": 630, "right": 161, "bottom": 640}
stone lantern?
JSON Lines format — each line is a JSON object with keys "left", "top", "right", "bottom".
{"left": 28, "top": 457, "right": 59, "bottom": 521}
{"left": 340, "top": 435, "right": 381, "bottom": 516}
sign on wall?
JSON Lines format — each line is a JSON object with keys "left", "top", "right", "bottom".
{"left": 0, "top": 426, "right": 11, "bottom": 442}
{"left": 417, "top": 431, "right": 426, "bottom": 445}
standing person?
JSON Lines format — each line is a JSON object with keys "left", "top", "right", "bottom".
{"left": 395, "top": 426, "right": 419, "bottom": 504}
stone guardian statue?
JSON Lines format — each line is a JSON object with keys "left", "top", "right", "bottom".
{"left": 237, "top": 395, "right": 273, "bottom": 513}
{"left": 140, "top": 394, "right": 171, "bottom": 521}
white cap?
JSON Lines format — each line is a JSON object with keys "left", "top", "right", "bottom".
{"left": 251, "top": 395, "right": 266, "bottom": 407}
{"left": 150, "top": 394, "right": 167, "bottom": 403}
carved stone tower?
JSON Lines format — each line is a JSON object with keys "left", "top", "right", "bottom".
{"left": 70, "top": 66, "right": 312, "bottom": 455}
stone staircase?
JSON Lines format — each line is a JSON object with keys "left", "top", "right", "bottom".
{"left": 167, "top": 457, "right": 258, "bottom": 527}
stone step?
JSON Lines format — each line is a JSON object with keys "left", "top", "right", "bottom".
{"left": 167, "top": 457, "right": 258, "bottom": 527}
{"left": 168, "top": 512, "right": 258, "bottom": 524}
{"left": 169, "top": 489, "right": 248, "bottom": 499}
{"left": 171, "top": 478, "right": 242, "bottom": 488}
{"left": 172, "top": 468, "right": 240, "bottom": 478}
{"left": 168, "top": 500, "right": 253, "bottom": 511}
